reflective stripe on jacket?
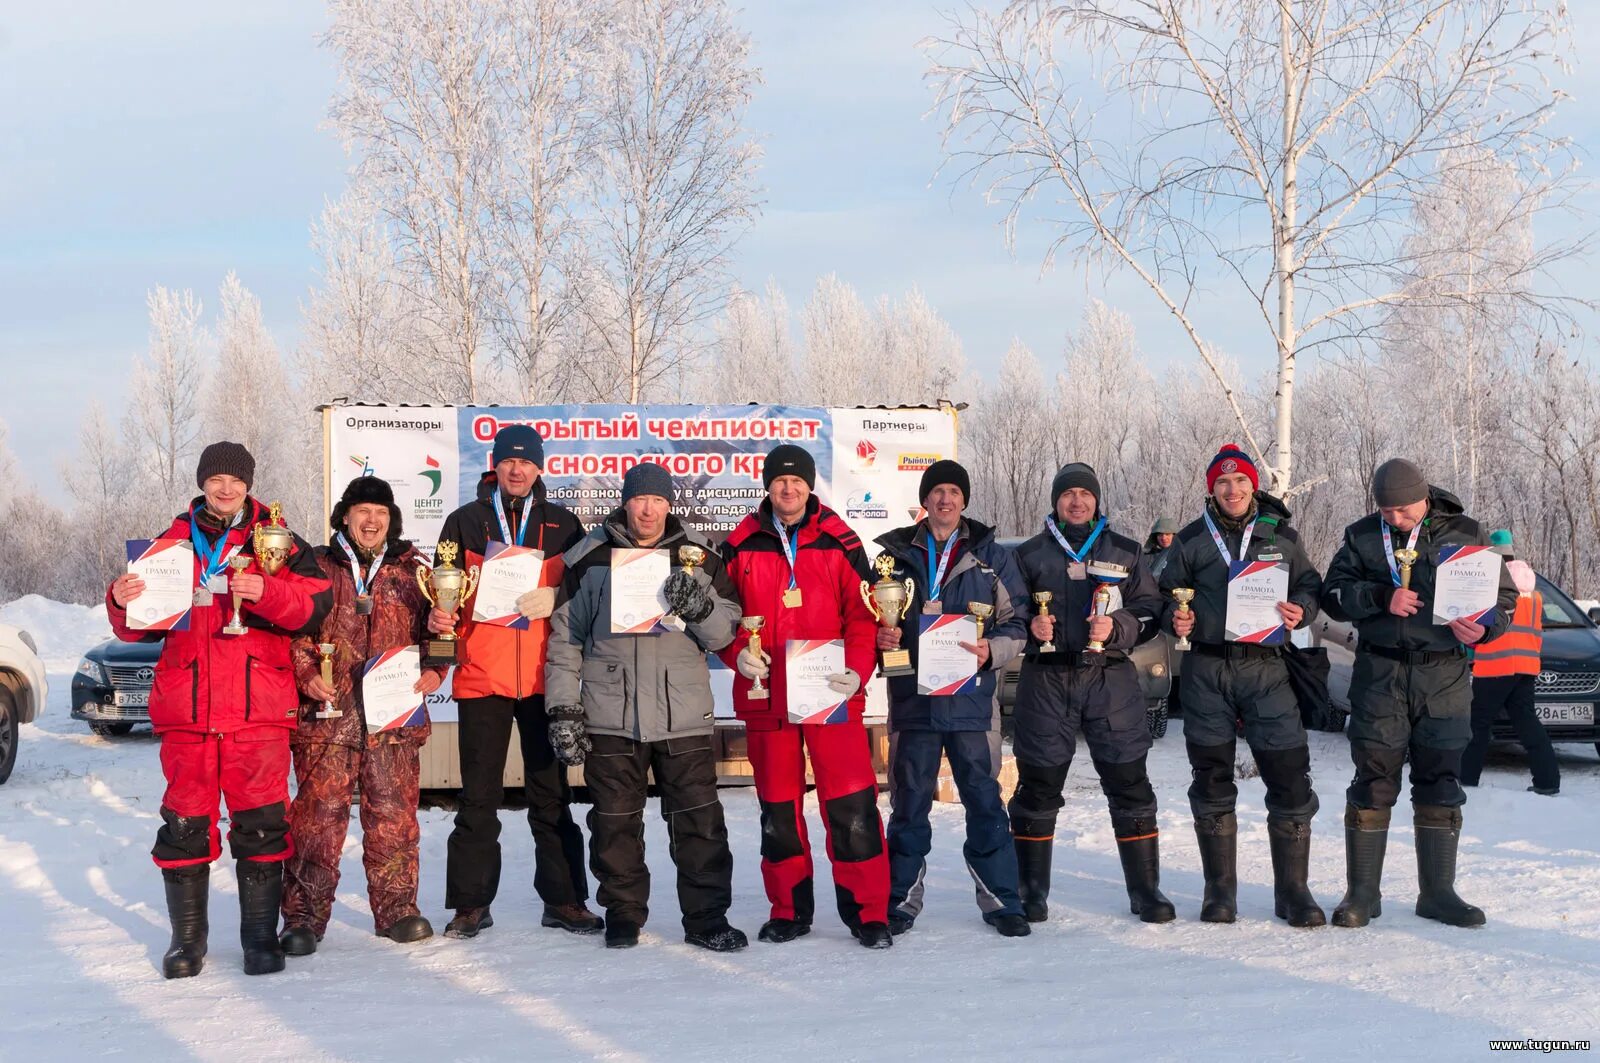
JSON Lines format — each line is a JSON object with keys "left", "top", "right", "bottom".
{"left": 1472, "top": 592, "right": 1542, "bottom": 678}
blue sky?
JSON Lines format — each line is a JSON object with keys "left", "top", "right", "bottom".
{"left": 3, "top": 1, "right": 1596, "bottom": 495}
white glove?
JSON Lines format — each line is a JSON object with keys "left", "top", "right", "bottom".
{"left": 516, "top": 586, "right": 557, "bottom": 620}
{"left": 1506, "top": 559, "right": 1536, "bottom": 596}
{"left": 737, "top": 644, "right": 771, "bottom": 680}
{"left": 826, "top": 670, "right": 861, "bottom": 698}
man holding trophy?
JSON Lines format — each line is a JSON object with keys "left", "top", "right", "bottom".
{"left": 425, "top": 424, "right": 598, "bottom": 939}
{"left": 1159, "top": 445, "right": 1327, "bottom": 926}
{"left": 1322, "top": 458, "right": 1517, "bottom": 928}
{"left": 279, "top": 476, "right": 444, "bottom": 954}
{"left": 545, "top": 464, "right": 747, "bottom": 951}
{"left": 1007, "top": 463, "right": 1173, "bottom": 923}
{"left": 870, "top": 461, "right": 1033, "bottom": 938}
{"left": 106, "top": 442, "right": 331, "bottom": 977}
{"left": 717, "top": 444, "right": 893, "bottom": 949}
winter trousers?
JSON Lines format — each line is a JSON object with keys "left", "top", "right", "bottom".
{"left": 445, "top": 695, "right": 588, "bottom": 910}
{"left": 1460, "top": 674, "right": 1560, "bottom": 792}
{"left": 746, "top": 716, "right": 889, "bottom": 928}
{"left": 153, "top": 727, "right": 292, "bottom": 868}
{"left": 1346, "top": 652, "right": 1472, "bottom": 810}
{"left": 282, "top": 735, "right": 425, "bottom": 936}
{"left": 887, "top": 728, "right": 1021, "bottom": 920}
{"left": 584, "top": 734, "right": 733, "bottom": 933}
{"left": 1181, "top": 650, "right": 1319, "bottom": 822}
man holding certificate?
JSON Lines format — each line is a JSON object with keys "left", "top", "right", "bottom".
{"left": 870, "top": 461, "right": 1032, "bottom": 938}
{"left": 279, "top": 476, "right": 443, "bottom": 955}
{"left": 718, "top": 444, "right": 893, "bottom": 949}
{"left": 1321, "top": 458, "right": 1516, "bottom": 928}
{"left": 424, "top": 424, "right": 598, "bottom": 940}
{"left": 545, "top": 464, "right": 747, "bottom": 952}
{"left": 106, "top": 441, "right": 331, "bottom": 978}
{"left": 1008, "top": 463, "right": 1173, "bottom": 924}
{"left": 1160, "top": 444, "right": 1327, "bottom": 927}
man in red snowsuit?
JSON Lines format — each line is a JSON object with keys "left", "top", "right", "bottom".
{"left": 718, "top": 444, "right": 892, "bottom": 949}
{"left": 108, "top": 441, "right": 331, "bottom": 978}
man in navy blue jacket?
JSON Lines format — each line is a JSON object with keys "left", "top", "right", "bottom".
{"left": 874, "top": 461, "right": 1032, "bottom": 938}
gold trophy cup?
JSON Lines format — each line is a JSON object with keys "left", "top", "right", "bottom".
{"left": 1172, "top": 588, "right": 1196, "bottom": 652}
{"left": 740, "top": 616, "right": 769, "bottom": 699}
{"left": 222, "top": 555, "right": 252, "bottom": 636}
{"left": 1084, "top": 585, "right": 1113, "bottom": 654}
{"left": 417, "top": 541, "right": 481, "bottom": 667}
{"left": 860, "top": 554, "right": 917, "bottom": 677}
{"left": 1032, "top": 591, "right": 1056, "bottom": 653}
{"left": 252, "top": 502, "right": 294, "bottom": 576}
{"left": 678, "top": 544, "right": 706, "bottom": 573}
{"left": 1394, "top": 548, "right": 1420, "bottom": 590}
{"left": 967, "top": 601, "right": 994, "bottom": 641}
{"left": 315, "top": 642, "right": 342, "bottom": 719}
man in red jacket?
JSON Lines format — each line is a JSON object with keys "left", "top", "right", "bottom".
{"left": 107, "top": 442, "right": 331, "bottom": 978}
{"left": 718, "top": 444, "right": 892, "bottom": 949}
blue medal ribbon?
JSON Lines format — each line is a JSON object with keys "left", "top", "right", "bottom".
{"left": 773, "top": 513, "right": 800, "bottom": 590}
{"left": 336, "top": 532, "right": 386, "bottom": 598}
{"left": 189, "top": 505, "right": 242, "bottom": 585}
{"left": 1382, "top": 522, "right": 1423, "bottom": 588}
{"left": 1202, "top": 509, "right": 1256, "bottom": 567}
{"left": 925, "top": 529, "right": 958, "bottom": 602}
{"left": 1044, "top": 515, "right": 1106, "bottom": 564}
{"left": 493, "top": 489, "right": 529, "bottom": 547}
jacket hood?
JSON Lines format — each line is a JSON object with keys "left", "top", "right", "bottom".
{"left": 1426, "top": 485, "right": 1465, "bottom": 517}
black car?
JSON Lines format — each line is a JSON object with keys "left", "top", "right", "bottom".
{"left": 1513, "top": 575, "right": 1600, "bottom": 755}
{"left": 71, "top": 638, "right": 160, "bottom": 736}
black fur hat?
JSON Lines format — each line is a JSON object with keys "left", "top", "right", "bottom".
{"left": 329, "top": 475, "right": 404, "bottom": 546}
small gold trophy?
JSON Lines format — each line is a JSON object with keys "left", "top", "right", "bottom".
{"left": 222, "top": 555, "right": 252, "bottom": 635}
{"left": 252, "top": 502, "right": 294, "bottom": 575}
{"left": 1172, "top": 588, "right": 1196, "bottom": 652}
{"left": 1394, "top": 548, "right": 1420, "bottom": 590}
{"left": 417, "top": 541, "right": 481, "bottom": 667}
{"left": 678, "top": 544, "right": 706, "bottom": 574}
{"left": 1084, "top": 585, "right": 1113, "bottom": 654}
{"left": 1032, "top": 591, "right": 1055, "bottom": 652}
{"left": 740, "top": 616, "right": 769, "bottom": 699}
{"left": 967, "top": 601, "right": 994, "bottom": 640}
{"left": 860, "top": 555, "right": 916, "bottom": 677}
{"left": 315, "top": 642, "right": 342, "bottom": 719}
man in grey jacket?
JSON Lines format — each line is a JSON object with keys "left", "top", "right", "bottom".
{"left": 545, "top": 463, "right": 747, "bottom": 951}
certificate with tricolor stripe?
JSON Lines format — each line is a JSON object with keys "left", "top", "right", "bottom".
{"left": 785, "top": 639, "right": 849, "bottom": 725}
{"left": 609, "top": 548, "right": 671, "bottom": 634}
{"left": 362, "top": 646, "right": 426, "bottom": 733}
{"left": 1433, "top": 544, "right": 1501, "bottom": 625}
{"left": 1225, "top": 560, "right": 1289, "bottom": 645}
{"left": 472, "top": 541, "right": 544, "bottom": 629}
{"left": 917, "top": 614, "right": 981, "bottom": 696}
{"left": 124, "top": 539, "right": 194, "bottom": 631}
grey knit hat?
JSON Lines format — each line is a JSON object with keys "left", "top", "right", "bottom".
{"left": 621, "top": 462, "right": 675, "bottom": 504}
{"left": 1372, "top": 459, "right": 1428, "bottom": 508}
{"left": 195, "top": 441, "right": 255, "bottom": 489}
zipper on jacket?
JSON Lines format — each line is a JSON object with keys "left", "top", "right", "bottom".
{"left": 244, "top": 655, "right": 255, "bottom": 721}
{"left": 189, "top": 661, "right": 199, "bottom": 725}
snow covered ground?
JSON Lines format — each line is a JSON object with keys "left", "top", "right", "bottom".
{"left": 2, "top": 598, "right": 1597, "bottom": 1062}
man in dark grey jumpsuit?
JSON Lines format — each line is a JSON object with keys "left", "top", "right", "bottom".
{"left": 1161, "top": 444, "right": 1325, "bottom": 926}
{"left": 1008, "top": 463, "right": 1173, "bottom": 924}
{"left": 1321, "top": 459, "right": 1516, "bottom": 928}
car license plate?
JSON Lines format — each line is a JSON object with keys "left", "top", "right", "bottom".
{"left": 1536, "top": 702, "right": 1594, "bottom": 725}
{"left": 114, "top": 690, "right": 149, "bottom": 708}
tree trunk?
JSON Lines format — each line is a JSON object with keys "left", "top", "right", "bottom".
{"left": 1273, "top": 5, "right": 1299, "bottom": 493}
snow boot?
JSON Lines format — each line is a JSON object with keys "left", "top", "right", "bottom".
{"left": 852, "top": 921, "right": 894, "bottom": 949}
{"left": 1012, "top": 833, "right": 1054, "bottom": 923}
{"left": 160, "top": 866, "right": 209, "bottom": 979}
{"left": 985, "top": 912, "right": 1032, "bottom": 938}
{"left": 444, "top": 906, "right": 493, "bottom": 939}
{"left": 278, "top": 926, "right": 319, "bottom": 956}
{"left": 1332, "top": 805, "right": 1388, "bottom": 928}
{"left": 1194, "top": 813, "right": 1237, "bottom": 924}
{"left": 757, "top": 918, "right": 811, "bottom": 944}
{"left": 605, "top": 919, "right": 641, "bottom": 949}
{"left": 1113, "top": 817, "right": 1176, "bottom": 923}
{"left": 684, "top": 921, "right": 748, "bottom": 952}
{"left": 887, "top": 909, "right": 915, "bottom": 936}
{"left": 1413, "top": 805, "right": 1486, "bottom": 928}
{"left": 1267, "top": 816, "right": 1326, "bottom": 928}
{"left": 379, "top": 914, "right": 434, "bottom": 943}
{"left": 237, "top": 861, "right": 286, "bottom": 976}
{"left": 541, "top": 902, "right": 604, "bottom": 935}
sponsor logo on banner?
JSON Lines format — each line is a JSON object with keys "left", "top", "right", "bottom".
{"left": 854, "top": 439, "right": 878, "bottom": 468}
{"left": 846, "top": 490, "right": 889, "bottom": 520}
{"left": 349, "top": 454, "right": 374, "bottom": 476}
{"left": 897, "top": 453, "right": 940, "bottom": 472}
{"left": 419, "top": 455, "right": 443, "bottom": 497}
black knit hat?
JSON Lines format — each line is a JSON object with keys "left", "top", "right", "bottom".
{"left": 762, "top": 444, "right": 816, "bottom": 489}
{"left": 1050, "top": 462, "right": 1100, "bottom": 507}
{"left": 621, "top": 463, "right": 675, "bottom": 504}
{"left": 919, "top": 459, "right": 970, "bottom": 505}
{"left": 492, "top": 424, "right": 545, "bottom": 467}
{"left": 195, "top": 440, "right": 255, "bottom": 490}
{"left": 329, "top": 475, "right": 404, "bottom": 546}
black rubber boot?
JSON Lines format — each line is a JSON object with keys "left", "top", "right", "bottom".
{"left": 161, "top": 866, "right": 209, "bottom": 979}
{"left": 985, "top": 912, "right": 1032, "bottom": 938}
{"left": 887, "top": 909, "right": 915, "bottom": 936}
{"left": 1013, "top": 834, "right": 1054, "bottom": 923}
{"left": 684, "top": 921, "right": 749, "bottom": 952}
{"left": 237, "top": 861, "right": 287, "bottom": 976}
{"left": 378, "top": 915, "right": 434, "bottom": 943}
{"left": 1267, "top": 816, "right": 1326, "bottom": 928}
{"left": 1113, "top": 817, "right": 1176, "bottom": 923}
{"left": 605, "top": 919, "right": 641, "bottom": 949}
{"left": 278, "top": 926, "right": 319, "bottom": 956}
{"left": 1413, "top": 805, "right": 1486, "bottom": 928}
{"left": 1194, "top": 814, "right": 1237, "bottom": 924}
{"left": 852, "top": 922, "right": 894, "bottom": 949}
{"left": 757, "top": 918, "right": 811, "bottom": 943}
{"left": 1332, "top": 805, "right": 1388, "bottom": 928}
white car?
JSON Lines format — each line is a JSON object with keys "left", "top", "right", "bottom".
{"left": 0, "top": 624, "right": 49, "bottom": 784}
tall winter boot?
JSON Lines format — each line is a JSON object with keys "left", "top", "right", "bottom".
{"left": 1112, "top": 816, "right": 1176, "bottom": 923}
{"left": 1193, "top": 814, "right": 1237, "bottom": 923}
{"left": 1012, "top": 831, "right": 1055, "bottom": 923}
{"left": 237, "top": 861, "right": 287, "bottom": 975}
{"left": 161, "top": 866, "right": 210, "bottom": 979}
{"left": 1331, "top": 805, "right": 1388, "bottom": 928}
{"left": 1266, "top": 816, "right": 1326, "bottom": 928}
{"left": 1413, "top": 805, "right": 1486, "bottom": 928}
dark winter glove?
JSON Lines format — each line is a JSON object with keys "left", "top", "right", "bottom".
{"left": 546, "top": 705, "right": 591, "bottom": 766}
{"left": 662, "top": 569, "right": 716, "bottom": 624}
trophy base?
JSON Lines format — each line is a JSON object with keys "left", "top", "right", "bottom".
{"left": 1174, "top": 637, "right": 1192, "bottom": 653}
{"left": 1039, "top": 642, "right": 1057, "bottom": 654}
{"left": 221, "top": 622, "right": 248, "bottom": 637}
{"left": 748, "top": 684, "right": 770, "bottom": 700}
{"left": 314, "top": 708, "right": 344, "bottom": 720}
{"left": 420, "top": 637, "right": 460, "bottom": 669}
{"left": 881, "top": 649, "right": 915, "bottom": 678}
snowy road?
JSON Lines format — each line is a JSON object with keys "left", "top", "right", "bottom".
{"left": 2, "top": 598, "right": 1597, "bottom": 1062}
